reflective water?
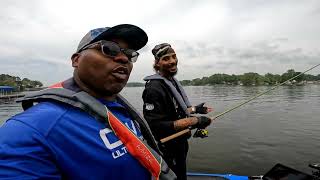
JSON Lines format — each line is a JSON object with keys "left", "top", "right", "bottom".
{"left": 1, "top": 85, "right": 320, "bottom": 176}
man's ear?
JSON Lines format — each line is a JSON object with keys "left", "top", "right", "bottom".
{"left": 71, "top": 53, "right": 80, "bottom": 67}
{"left": 153, "top": 59, "right": 160, "bottom": 71}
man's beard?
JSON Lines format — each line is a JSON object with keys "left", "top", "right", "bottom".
{"left": 163, "top": 68, "right": 177, "bottom": 77}
{"left": 168, "top": 69, "right": 177, "bottom": 76}
{"left": 159, "top": 64, "right": 178, "bottom": 77}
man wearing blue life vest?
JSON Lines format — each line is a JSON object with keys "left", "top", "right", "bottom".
{"left": 0, "top": 25, "right": 176, "bottom": 179}
{"left": 142, "top": 43, "right": 213, "bottom": 180}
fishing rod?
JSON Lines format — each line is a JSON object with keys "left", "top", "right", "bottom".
{"left": 160, "top": 63, "right": 320, "bottom": 143}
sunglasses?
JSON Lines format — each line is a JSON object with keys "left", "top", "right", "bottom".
{"left": 81, "top": 40, "right": 139, "bottom": 63}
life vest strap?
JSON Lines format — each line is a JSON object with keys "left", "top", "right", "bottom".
{"left": 108, "top": 111, "right": 161, "bottom": 179}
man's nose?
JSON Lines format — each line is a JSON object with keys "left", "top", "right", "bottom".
{"left": 168, "top": 56, "right": 177, "bottom": 64}
{"left": 113, "top": 53, "right": 129, "bottom": 63}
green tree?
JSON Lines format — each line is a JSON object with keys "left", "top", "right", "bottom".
{"left": 226, "top": 74, "right": 239, "bottom": 85}
{"left": 191, "top": 78, "right": 202, "bottom": 86}
{"left": 304, "top": 74, "right": 317, "bottom": 81}
{"left": 281, "top": 69, "right": 295, "bottom": 82}
{"left": 180, "top": 80, "right": 191, "bottom": 86}
{"left": 240, "top": 72, "right": 263, "bottom": 86}
{"left": 126, "top": 82, "right": 144, "bottom": 87}
{"left": 264, "top": 73, "right": 281, "bottom": 85}
{"left": 280, "top": 69, "right": 304, "bottom": 83}
{"left": 207, "top": 74, "right": 225, "bottom": 84}
{"left": 0, "top": 74, "right": 43, "bottom": 91}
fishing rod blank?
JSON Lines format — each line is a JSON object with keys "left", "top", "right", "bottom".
{"left": 160, "top": 63, "right": 320, "bottom": 143}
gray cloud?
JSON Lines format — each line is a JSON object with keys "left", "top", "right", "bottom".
{"left": 175, "top": 38, "right": 320, "bottom": 78}
{"left": 0, "top": 0, "right": 319, "bottom": 85}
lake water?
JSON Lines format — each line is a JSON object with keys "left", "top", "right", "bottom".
{"left": 1, "top": 85, "right": 320, "bottom": 176}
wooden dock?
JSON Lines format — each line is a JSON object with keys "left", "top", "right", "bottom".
{"left": 0, "top": 94, "right": 25, "bottom": 100}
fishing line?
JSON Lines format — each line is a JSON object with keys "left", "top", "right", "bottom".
{"left": 160, "top": 63, "right": 320, "bottom": 143}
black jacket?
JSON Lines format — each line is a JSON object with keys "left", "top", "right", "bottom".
{"left": 142, "top": 79, "right": 190, "bottom": 143}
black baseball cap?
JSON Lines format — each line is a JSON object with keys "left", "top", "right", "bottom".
{"left": 76, "top": 24, "right": 148, "bottom": 52}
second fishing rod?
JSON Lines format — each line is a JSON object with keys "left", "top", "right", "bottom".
{"left": 160, "top": 63, "right": 320, "bottom": 143}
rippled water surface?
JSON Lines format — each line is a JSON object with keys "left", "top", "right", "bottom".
{"left": 1, "top": 85, "right": 320, "bottom": 176}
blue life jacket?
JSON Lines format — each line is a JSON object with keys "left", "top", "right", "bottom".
{"left": 0, "top": 78, "right": 176, "bottom": 180}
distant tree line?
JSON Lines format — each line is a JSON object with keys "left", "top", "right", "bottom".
{"left": 4, "top": 69, "right": 315, "bottom": 91}
{"left": 126, "top": 82, "right": 145, "bottom": 87}
{"left": 180, "top": 69, "right": 320, "bottom": 86}
{"left": 0, "top": 74, "right": 43, "bottom": 91}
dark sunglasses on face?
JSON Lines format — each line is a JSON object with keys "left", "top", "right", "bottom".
{"left": 81, "top": 40, "right": 139, "bottom": 63}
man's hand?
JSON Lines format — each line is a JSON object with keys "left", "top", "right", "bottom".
{"left": 193, "top": 116, "right": 212, "bottom": 129}
{"left": 192, "top": 103, "right": 213, "bottom": 114}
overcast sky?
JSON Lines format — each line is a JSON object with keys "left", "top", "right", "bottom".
{"left": 1, "top": 0, "right": 319, "bottom": 85}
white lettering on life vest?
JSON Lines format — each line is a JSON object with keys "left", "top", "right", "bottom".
{"left": 99, "top": 128, "right": 123, "bottom": 149}
{"left": 112, "top": 147, "right": 128, "bottom": 159}
{"left": 99, "top": 120, "right": 141, "bottom": 159}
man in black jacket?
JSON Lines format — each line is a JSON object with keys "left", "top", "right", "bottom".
{"left": 142, "top": 43, "right": 213, "bottom": 180}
